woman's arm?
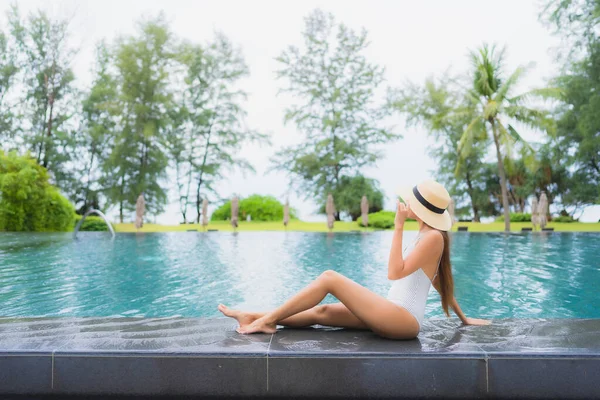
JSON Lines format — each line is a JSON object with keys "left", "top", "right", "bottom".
{"left": 432, "top": 278, "right": 491, "bottom": 326}
{"left": 388, "top": 200, "right": 407, "bottom": 279}
{"left": 388, "top": 201, "right": 444, "bottom": 280}
{"left": 449, "top": 296, "right": 468, "bottom": 324}
{"left": 388, "top": 226, "right": 405, "bottom": 280}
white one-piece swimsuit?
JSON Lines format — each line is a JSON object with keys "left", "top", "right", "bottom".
{"left": 386, "top": 234, "right": 439, "bottom": 331}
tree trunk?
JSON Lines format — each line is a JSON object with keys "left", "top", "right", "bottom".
{"left": 465, "top": 171, "right": 480, "bottom": 222}
{"left": 43, "top": 97, "right": 54, "bottom": 168}
{"left": 43, "top": 68, "right": 56, "bottom": 169}
{"left": 184, "top": 158, "right": 193, "bottom": 222}
{"left": 195, "top": 124, "right": 213, "bottom": 223}
{"left": 491, "top": 120, "right": 510, "bottom": 232}
{"left": 519, "top": 200, "right": 525, "bottom": 213}
{"left": 195, "top": 177, "right": 203, "bottom": 223}
{"left": 175, "top": 160, "right": 188, "bottom": 223}
{"left": 119, "top": 175, "right": 125, "bottom": 223}
{"left": 83, "top": 151, "right": 95, "bottom": 212}
{"left": 472, "top": 205, "right": 481, "bottom": 223}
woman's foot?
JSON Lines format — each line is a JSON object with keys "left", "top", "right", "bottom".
{"left": 217, "top": 304, "right": 257, "bottom": 329}
{"left": 236, "top": 316, "right": 277, "bottom": 334}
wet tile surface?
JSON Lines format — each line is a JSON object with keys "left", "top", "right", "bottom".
{"left": 0, "top": 317, "right": 271, "bottom": 354}
{"left": 269, "top": 325, "right": 486, "bottom": 356}
{"left": 0, "top": 317, "right": 598, "bottom": 398}
{"left": 449, "top": 318, "right": 600, "bottom": 355}
{"left": 0, "top": 317, "right": 598, "bottom": 356}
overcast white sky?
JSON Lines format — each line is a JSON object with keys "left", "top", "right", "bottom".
{"left": 3, "top": 0, "right": 599, "bottom": 223}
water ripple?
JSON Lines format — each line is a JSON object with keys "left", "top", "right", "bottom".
{"left": 0, "top": 231, "right": 598, "bottom": 319}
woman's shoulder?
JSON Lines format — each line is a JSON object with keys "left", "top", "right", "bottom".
{"left": 416, "top": 230, "right": 444, "bottom": 250}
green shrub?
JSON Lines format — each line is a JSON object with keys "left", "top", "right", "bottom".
{"left": 496, "top": 213, "right": 532, "bottom": 222}
{"left": 552, "top": 215, "right": 577, "bottom": 223}
{"left": 74, "top": 215, "right": 111, "bottom": 231}
{"left": 357, "top": 210, "right": 415, "bottom": 229}
{"left": 211, "top": 195, "right": 298, "bottom": 222}
{"left": 44, "top": 188, "right": 76, "bottom": 231}
{"left": 368, "top": 211, "right": 395, "bottom": 229}
{"left": 0, "top": 151, "right": 75, "bottom": 231}
{"left": 356, "top": 211, "right": 396, "bottom": 229}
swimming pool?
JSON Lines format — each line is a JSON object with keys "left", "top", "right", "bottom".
{"left": 0, "top": 231, "right": 598, "bottom": 319}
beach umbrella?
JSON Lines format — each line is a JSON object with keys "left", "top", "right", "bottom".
{"left": 231, "top": 196, "right": 239, "bottom": 230}
{"left": 361, "top": 195, "right": 369, "bottom": 227}
{"left": 538, "top": 192, "right": 548, "bottom": 229}
{"left": 283, "top": 198, "right": 290, "bottom": 227}
{"left": 135, "top": 194, "right": 145, "bottom": 230}
{"left": 201, "top": 198, "right": 209, "bottom": 230}
{"left": 448, "top": 198, "right": 456, "bottom": 226}
{"left": 531, "top": 197, "right": 539, "bottom": 230}
{"left": 326, "top": 193, "right": 335, "bottom": 231}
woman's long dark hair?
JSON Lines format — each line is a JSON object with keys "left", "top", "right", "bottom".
{"left": 438, "top": 231, "right": 455, "bottom": 317}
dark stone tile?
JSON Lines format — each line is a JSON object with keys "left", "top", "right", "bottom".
{"left": 53, "top": 354, "right": 267, "bottom": 396}
{"left": 528, "top": 318, "right": 600, "bottom": 336}
{"left": 488, "top": 357, "right": 600, "bottom": 399}
{"left": 268, "top": 357, "right": 487, "bottom": 398}
{"left": 269, "top": 325, "right": 486, "bottom": 357}
{"left": 0, "top": 353, "right": 52, "bottom": 394}
{"left": 418, "top": 318, "right": 490, "bottom": 354}
{"left": 465, "top": 318, "right": 600, "bottom": 355}
{"left": 0, "top": 317, "right": 271, "bottom": 355}
{"left": 434, "top": 317, "right": 534, "bottom": 342}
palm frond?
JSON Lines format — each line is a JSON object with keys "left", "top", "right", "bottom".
{"left": 454, "top": 153, "right": 465, "bottom": 177}
{"left": 497, "top": 121, "right": 539, "bottom": 173}
{"left": 508, "top": 87, "right": 563, "bottom": 104}
{"left": 450, "top": 107, "right": 477, "bottom": 121}
{"left": 457, "top": 116, "right": 485, "bottom": 157}
{"left": 470, "top": 44, "right": 505, "bottom": 97}
{"left": 493, "top": 63, "right": 532, "bottom": 103}
{"left": 497, "top": 121, "right": 516, "bottom": 160}
{"left": 506, "top": 123, "right": 534, "bottom": 152}
{"left": 504, "top": 105, "right": 556, "bottom": 136}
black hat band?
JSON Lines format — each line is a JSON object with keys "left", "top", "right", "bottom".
{"left": 413, "top": 186, "right": 445, "bottom": 214}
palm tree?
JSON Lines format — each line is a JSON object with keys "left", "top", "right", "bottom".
{"left": 388, "top": 75, "right": 489, "bottom": 223}
{"left": 458, "top": 44, "right": 557, "bottom": 232}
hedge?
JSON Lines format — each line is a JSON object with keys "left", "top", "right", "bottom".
{"left": 0, "top": 151, "right": 74, "bottom": 231}
{"left": 552, "top": 215, "right": 577, "bottom": 223}
{"left": 496, "top": 213, "right": 532, "bottom": 222}
{"left": 74, "top": 215, "right": 111, "bottom": 231}
{"left": 211, "top": 195, "right": 297, "bottom": 222}
{"left": 357, "top": 211, "right": 415, "bottom": 229}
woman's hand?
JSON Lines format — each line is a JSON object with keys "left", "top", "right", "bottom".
{"left": 395, "top": 200, "right": 410, "bottom": 229}
{"left": 463, "top": 317, "right": 492, "bottom": 326}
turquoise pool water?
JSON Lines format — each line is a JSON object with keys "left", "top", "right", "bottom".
{"left": 0, "top": 232, "right": 598, "bottom": 319}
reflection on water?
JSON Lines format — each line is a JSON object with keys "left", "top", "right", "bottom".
{"left": 0, "top": 232, "right": 598, "bottom": 319}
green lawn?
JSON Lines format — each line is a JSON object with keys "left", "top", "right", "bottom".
{"left": 115, "top": 220, "right": 600, "bottom": 233}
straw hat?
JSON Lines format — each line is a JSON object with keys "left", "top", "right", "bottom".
{"left": 396, "top": 179, "right": 452, "bottom": 231}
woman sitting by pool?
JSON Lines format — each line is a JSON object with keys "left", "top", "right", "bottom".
{"left": 218, "top": 180, "right": 491, "bottom": 339}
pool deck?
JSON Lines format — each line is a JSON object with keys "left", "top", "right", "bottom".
{"left": 0, "top": 317, "right": 598, "bottom": 399}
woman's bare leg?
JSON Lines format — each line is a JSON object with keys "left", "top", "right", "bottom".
{"left": 236, "top": 270, "right": 419, "bottom": 339}
{"left": 218, "top": 303, "right": 368, "bottom": 330}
